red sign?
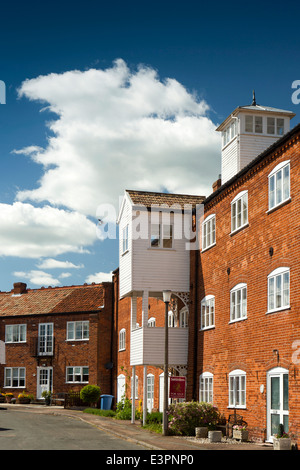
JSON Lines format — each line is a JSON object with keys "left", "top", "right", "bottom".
{"left": 169, "top": 376, "right": 186, "bottom": 399}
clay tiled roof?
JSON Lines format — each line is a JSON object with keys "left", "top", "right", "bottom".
{"left": 0, "top": 284, "right": 106, "bottom": 317}
{"left": 126, "top": 190, "right": 205, "bottom": 208}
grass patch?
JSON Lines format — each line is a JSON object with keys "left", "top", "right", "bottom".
{"left": 83, "top": 407, "right": 116, "bottom": 418}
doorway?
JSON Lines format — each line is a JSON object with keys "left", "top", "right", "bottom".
{"left": 37, "top": 367, "right": 53, "bottom": 399}
{"left": 266, "top": 367, "right": 289, "bottom": 441}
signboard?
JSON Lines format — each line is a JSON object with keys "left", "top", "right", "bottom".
{"left": 169, "top": 376, "right": 186, "bottom": 399}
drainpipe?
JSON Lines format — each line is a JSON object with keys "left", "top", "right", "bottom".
{"left": 192, "top": 249, "right": 199, "bottom": 400}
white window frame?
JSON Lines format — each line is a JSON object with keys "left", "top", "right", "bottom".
{"left": 229, "top": 369, "right": 246, "bottom": 408}
{"left": 200, "top": 295, "right": 215, "bottom": 330}
{"left": 168, "top": 310, "right": 175, "bottom": 328}
{"left": 267, "top": 267, "right": 290, "bottom": 314}
{"left": 179, "top": 307, "right": 189, "bottom": 328}
{"left": 119, "top": 328, "right": 126, "bottom": 351}
{"left": 67, "top": 321, "right": 89, "bottom": 341}
{"left": 244, "top": 115, "right": 263, "bottom": 134}
{"left": 222, "top": 120, "right": 237, "bottom": 148}
{"left": 266, "top": 117, "right": 285, "bottom": 136}
{"left": 150, "top": 222, "right": 173, "bottom": 249}
{"left": 199, "top": 372, "right": 213, "bottom": 403}
{"left": 66, "top": 366, "right": 89, "bottom": 383}
{"left": 5, "top": 324, "right": 26, "bottom": 343}
{"left": 4, "top": 367, "right": 26, "bottom": 388}
{"left": 122, "top": 224, "right": 129, "bottom": 254}
{"left": 268, "top": 161, "right": 290, "bottom": 211}
{"left": 231, "top": 190, "right": 248, "bottom": 233}
{"left": 230, "top": 283, "right": 247, "bottom": 323}
{"left": 202, "top": 214, "right": 216, "bottom": 251}
{"left": 148, "top": 317, "right": 156, "bottom": 327}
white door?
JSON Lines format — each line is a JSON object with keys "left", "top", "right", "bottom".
{"left": 117, "top": 374, "right": 126, "bottom": 403}
{"left": 267, "top": 367, "right": 289, "bottom": 441}
{"left": 37, "top": 367, "right": 53, "bottom": 399}
{"left": 147, "top": 374, "right": 154, "bottom": 412}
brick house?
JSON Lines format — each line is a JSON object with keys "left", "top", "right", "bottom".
{"left": 115, "top": 97, "right": 300, "bottom": 444}
{"left": 0, "top": 281, "right": 114, "bottom": 401}
{"left": 187, "top": 103, "right": 300, "bottom": 443}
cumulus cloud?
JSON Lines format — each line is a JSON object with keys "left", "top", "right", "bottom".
{"left": 0, "top": 202, "right": 97, "bottom": 258}
{"left": 16, "top": 59, "right": 221, "bottom": 218}
{"left": 85, "top": 271, "right": 113, "bottom": 283}
{"left": 13, "top": 270, "right": 60, "bottom": 287}
{"left": 36, "top": 258, "right": 84, "bottom": 270}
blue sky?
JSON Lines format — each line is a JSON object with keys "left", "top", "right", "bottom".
{"left": 0, "top": 0, "right": 299, "bottom": 292}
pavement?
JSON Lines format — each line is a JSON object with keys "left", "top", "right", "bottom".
{"left": 1, "top": 403, "right": 274, "bottom": 451}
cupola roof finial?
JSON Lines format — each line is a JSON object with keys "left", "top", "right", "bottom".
{"left": 252, "top": 89, "right": 257, "bottom": 106}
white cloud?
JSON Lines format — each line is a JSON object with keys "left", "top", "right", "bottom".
{"left": 59, "top": 272, "right": 72, "bottom": 279}
{"left": 16, "top": 59, "right": 221, "bottom": 218}
{"left": 85, "top": 271, "right": 113, "bottom": 283}
{"left": 36, "top": 258, "right": 84, "bottom": 270}
{"left": 0, "top": 202, "right": 97, "bottom": 258}
{"left": 13, "top": 270, "right": 60, "bottom": 287}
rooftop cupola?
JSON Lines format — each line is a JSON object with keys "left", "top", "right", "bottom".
{"left": 216, "top": 92, "right": 296, "bottom": 184}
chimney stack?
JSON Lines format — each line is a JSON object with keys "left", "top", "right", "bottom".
{"left": 212, "top": 176, "right": 222, "bottom": 193}
{"left": 13, "top": 282, "right": 27, "bottom": 295}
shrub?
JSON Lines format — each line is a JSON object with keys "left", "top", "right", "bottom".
{"left": 80, "top": 385, "right": 101, "bottom": 405}
{"left": 115, "top": 395, "right": 132, "bottom": 420}
{"left": 167, "top": 401, "right": 221, "bottom": 436}
{"left": 146, "top": 411, "right": 163, "bottom": 425}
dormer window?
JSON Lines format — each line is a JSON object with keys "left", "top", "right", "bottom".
{"left": 222, "top": 120, "right": 237, "bottom": 147}
{"left": 267, "top": 117, "right": 284, "bottom": 136}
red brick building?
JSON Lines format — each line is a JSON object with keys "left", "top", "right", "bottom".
{"left": 0, "top": 281, "right": 114, "bottom": 401}
{"left": 115, "top": 98, "right": 300, "bottom": 445}
{"left": 187, "top": 112, "right": 300, "bottom": 443}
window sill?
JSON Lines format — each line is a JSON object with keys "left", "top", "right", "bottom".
{"left": 230, "top": 223, "right": 249, "bottom": 237}
{"left": 229, "top": 316, "right": 247, "bottom": 324}
{"left": 267, "top": 197, "right": 291, "bottom": 214}
{"left": 200, "top": 325, "right": 215, "bottom": 331}
{"left": 266, "top": 306, "right": 291, "bottom": 315}
{"left": 201, "top": 243, "right": 216, "bottom": 253}
{"left": 147, "top": 247, "right": 175, "bottom": 251}
{"left": 227, "top": 405, "right": 247, "bottom": 410}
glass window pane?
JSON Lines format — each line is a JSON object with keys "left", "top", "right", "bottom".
{"left": 276, "top": 170, "right": 282, "bottom": 205}
{"left": 271, "top": 413, "right": 280, "bottom": 435}
{"left": 283, "top": 374, "right": 289, "bottom": 411}
{"left": 277, "top": 118, "right": 284, "bottom": 135}
{"left": 269, "top": 277, "right": 275, "bottom": 310}
{"left": 151, "top": 224, "right": 160, "bottom": 247}
{"left": 283, "top": 165, "right": 290, "bottom": 200}
{"left": 267, "top": 117, "right": 275, "bottom": 134}
{"left": 255, "top": 116, "right": 263, "bottom": 133}
{"left": 276, "top": 275, "right": 282, "bottom": 308}
{"left": 163, "top": 224, "right": 172, "bottom": 248}
{"left": 271, "top": 376, "right": 280, "bottom": 409}
{"left": 269, "top": 175, "right": 275, "bottom": 208}
{"left": 245, "top": 115, "right": 253, "bottom": 132}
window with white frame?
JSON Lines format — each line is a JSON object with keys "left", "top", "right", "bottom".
{"left": 119, "top": 328, "right": 126, "bottom": 350}
{"left": 168, "top": 311, "right": 175, "bottom": 327}
{"left": 229, "top": 369, "right": 246, "bottom": 408}
{"left": 222, "top": 120, "right": 237, "bottom": 147}
{"left": 201, "top": 295, "right": 215, "bottom": 330}
{"left": 67, "top": 321, "right": 89, "bottom": 341}
{"left": 150, "top": 222, "right": 173, "bottom": 249}
{"left": 199, "top": 372, "right": 213, "bottom": 403}
{"left": 122, "top": 224, "right": 129, "bottom": 253}
{"left": 231, "top": 191, "right": 248, "bottom": 233}
{"left": 268, "top": 267, "right": 290, "bottom": 313}
{"left": 148, "top": 317, "right": 156, "bottom": 327}
{"left": 4, "top": 367, "right": 25, "bottom": 388}
{"left": 179, "top": 307, "right": 189, "bottom": 328}
{"left": 267, "top": 117, "right": 285, "bottom": 136}
{"left": 230, "top": 283, "right": 247, "bottom": 322}
{"left": 245, "top": 115, "right": 262, "bottom": 133}
{"left": 66, "top": 366, "right": 89, "bottom": 383}
{"left": 268, "top": 161, "right": 290, "bottom": 210}
{"left": 5, "top": 324, "right": 26, "bottom": 343}
{"left": 202, "top": 214, "right": 216, "bottom": 251}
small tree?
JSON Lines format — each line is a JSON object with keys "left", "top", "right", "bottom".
{"left": 80, "top": 385, "right": 101, "bottom": 407}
